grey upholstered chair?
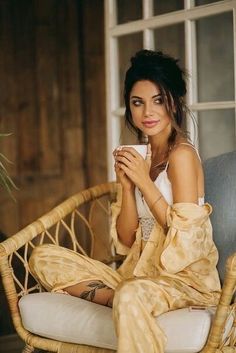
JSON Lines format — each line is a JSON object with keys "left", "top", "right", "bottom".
{"left": 204, "top": 150, "right": 236, "bottom": 282}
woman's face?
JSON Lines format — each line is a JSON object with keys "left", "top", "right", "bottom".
{"left": 129, "top": 80, "right": 172, "bottom": 138}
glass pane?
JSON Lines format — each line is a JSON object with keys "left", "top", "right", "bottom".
{"left": 118, "top": 32, "right": 143, "bottom": 106}
{"left": 154, "top": 23, "right": 185, "bottom": 67}
{"left": 195, "top": 0, "right": 222, "bottom": 6}
{"left": 153, "top": 0, "right": 184, "bottom": 15}
{"left": 198, "top": 109, "right": 235, "bottom": 160}
{"left": 196, "top": 12, "right": 234, "bottom": 102}
{"left": 117, "top": 0, "right": 142, "bottom": 24}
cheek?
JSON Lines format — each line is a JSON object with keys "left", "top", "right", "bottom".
{"left": 164, "top": 114, "right": 172, "bottom": 124}
{"left": 130, "top": 108, "right": 142, "bottom": 125}
{"left": 158, "top": 106, "right": 171, "bottom": 123}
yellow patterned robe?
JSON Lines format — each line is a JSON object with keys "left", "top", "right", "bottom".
{"left": 111, "top": 185, "right": 221, "bottom": 300}
{"left": 29, "top": 184, "right": 221, "bottom": 353}
{"left": 110, "top": 185, "right": 221, "bottom": 353}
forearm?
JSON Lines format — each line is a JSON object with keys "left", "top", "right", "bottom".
{"left": 116, "top": 188, "right": 139, "bottom": 247}
{"left": 140, "top": 180, "right": 168, "bottom": 229}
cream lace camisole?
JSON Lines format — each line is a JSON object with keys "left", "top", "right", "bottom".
{"left": 135, "top": 143, "right": 205, "bottom": 241}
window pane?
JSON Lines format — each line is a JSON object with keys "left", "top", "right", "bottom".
{"left": 117, "top": 0, "right": 142, "bottom": 24}
{"left": 196, "top": 12, "right": 234, "bottom": 102}
{"left": 198, "top": 110, "right": 235, "bottom": 160}
{"left": 154, "top": 23, "right": 185, "bottom": 67}
{"left": 195, "top": 0, "right": 222, "bottom": 6}
{"left": 153, "top": 0, "right": 184, "bottom": 15}
{"left": 118, "top": 32, "right": 143, "bottom": 106}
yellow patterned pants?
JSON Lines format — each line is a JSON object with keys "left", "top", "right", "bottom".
{"left": 29, "top": 244, "right": 214, "bottom": 353}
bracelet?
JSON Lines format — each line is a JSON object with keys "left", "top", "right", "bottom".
{"left": 150, "top": 194, "right": 163, "bottom": 211}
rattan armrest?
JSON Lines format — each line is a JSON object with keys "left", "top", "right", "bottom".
{"left": 0, "top": 182, "right": 118, "bottom": 258}
{"left": 0, "top": 182, "right": 118, "bottom": 353}
{"left": 201, "top": 252, "right": 236, "bottom": 353}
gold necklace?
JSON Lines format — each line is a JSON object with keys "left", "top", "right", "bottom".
{"left": 151, "top": 156, "right": 168, "bottom": 170}
{"left": 150, "top": 144, "right": 171, "bottom": 170}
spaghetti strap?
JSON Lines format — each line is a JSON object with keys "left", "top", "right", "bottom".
{"left": 174, "top": 142, "right": 201, "bottom": 162}
{"left": 164, "top": 160, "right": 169, "bottom": 171}
{"left": 165, "top": 142, "right": 201, "bottom": 171}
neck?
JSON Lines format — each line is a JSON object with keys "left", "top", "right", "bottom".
{"left": 148, "top": 126, "right": 172, "bottom": 159}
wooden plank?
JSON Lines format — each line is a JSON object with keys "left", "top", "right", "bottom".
{"left": 57, "top": 0, "right": 83, "bottom": 128}
{"left": 13, "top": 0, "right": 40, "bottom": 175}
{"left": 34, "top": 1, "right": 62, "bottom": 175}
{"left": 0, "top": 197, "right": 19, "bottom": 236}
{"left": 18, "top": 177, "right": 65, "bottom": 229}
{"left": 56, "top": 0, "right": 86, "bottom": 192}
{"left": 63, "top": 127, "right": 85, "bottom": 196}
{"left": 81, "top": 0, "right": 107, "bottom": 186}
{"left": 0, "top": 1, "right": 18, "bottom": 177}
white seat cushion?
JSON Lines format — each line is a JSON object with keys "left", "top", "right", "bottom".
{"left": 18, "top": 293, "right": 226, "bottom": 353}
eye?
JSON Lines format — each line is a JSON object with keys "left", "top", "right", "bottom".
{"left": 154, "top": 97, "right": 163, "bottom": 104}
{"left": 131, "top": 99, "right": 143, "bottom": 107}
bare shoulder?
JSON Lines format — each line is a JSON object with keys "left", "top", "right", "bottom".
{"left": 168, "top": 143, "right": 201, "bottom": 203}
{"left": 168, "top": 143, "right": 199, "bottom": 169}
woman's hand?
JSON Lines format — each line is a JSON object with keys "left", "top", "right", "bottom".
{"left": 113, "top": 144, "right": 152, "bottom": 190}
{"left": 113, "top": 149, "right": 134, "bottom": 190}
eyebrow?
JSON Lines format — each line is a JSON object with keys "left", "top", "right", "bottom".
{"left": 130, "top": 94, "right": 162, "bottom": 99}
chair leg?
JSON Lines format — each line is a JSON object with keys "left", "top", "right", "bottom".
{"left": 22, "top": 344, "right": 35, "bottom": 353}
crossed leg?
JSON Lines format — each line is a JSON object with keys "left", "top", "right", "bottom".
{"left": 113, "top": 277, "right": 193, "bottom": 353}
{"left": 64, "top": 280, "right": 115, "bottom": 307}
{"left": 29, "top": 244, "right": 119, "bottom": 308}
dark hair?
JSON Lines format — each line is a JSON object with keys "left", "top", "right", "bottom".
{"left": 124, "top": 49, "right": 190, "bottom": 144}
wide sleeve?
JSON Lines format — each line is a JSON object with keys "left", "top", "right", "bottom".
{"left": 160, "top": 202, "right": 217, "bottom": 274}
{"left": 110, "top": 184, "right": 131, "bottom": 255}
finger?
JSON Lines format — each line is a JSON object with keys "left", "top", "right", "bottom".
{"left": 115, "top": 151, "right": 134, "bottom": 164}
{"left": 113, "top": 145, "right": 123, "bottom": 157}
{"left": 120, "top": 147, "right": 141, "bottom": 159}
{"left": 114, "top": 162, "right": 122, "bottom": 172}
{"left": 145, "top": 143, "right": 152, "bottom": 161}
{"left": 145, "top": 143, "right": 152, "bottom": 170}
{"left": 117, "top": 162, "right": 132, "bottom": 177}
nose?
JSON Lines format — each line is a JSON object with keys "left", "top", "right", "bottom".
{"left": 144, "top": 102, "right": 153, "bottom": 117}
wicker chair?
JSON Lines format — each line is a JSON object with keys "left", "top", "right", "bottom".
{"left": 0, "top": 152, "right": 235, "bottom": 353}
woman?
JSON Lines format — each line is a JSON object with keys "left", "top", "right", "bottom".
{"left": 29, "top": 50, "right": 221, "bottom": 353}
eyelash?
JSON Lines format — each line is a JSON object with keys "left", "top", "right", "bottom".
{"left": 131, "top": 98, "right": 163, "bottom": 106}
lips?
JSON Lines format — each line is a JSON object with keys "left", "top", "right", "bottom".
{"left": 142, "top": 120, "right": 160, "bottom": 128}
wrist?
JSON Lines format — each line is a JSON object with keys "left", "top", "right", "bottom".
{"left": 140, "top": 180, "right": 162, "bottom": 204}
{"left": 139, "top": 178, "right": 155, "bottom": 197}
{"left": 122, "top": 184, "right": 135, "bottom": 193}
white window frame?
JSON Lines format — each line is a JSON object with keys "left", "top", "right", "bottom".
{"left": 105, "top": 0, "right": 236, "bottom": 181}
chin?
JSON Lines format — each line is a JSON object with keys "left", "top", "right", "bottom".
{"left": 143, "top": 129, "right": 163, "bottom": 137}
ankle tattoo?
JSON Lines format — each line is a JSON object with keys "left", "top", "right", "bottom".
{"left": 79, "top": 281, "right": 110, "bottom": 302}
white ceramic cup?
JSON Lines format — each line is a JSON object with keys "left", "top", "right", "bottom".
{"left": 117, "top": 144, "right": 148, "bottom": 159}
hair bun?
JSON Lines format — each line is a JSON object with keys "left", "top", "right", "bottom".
{"left": 129, "top": 49, "right": 186, "bottom": 97}
{"left": 131, "top": 49, "right": 177, "bottom": 63}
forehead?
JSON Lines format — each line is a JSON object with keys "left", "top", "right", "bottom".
{"left": 130, "top": 80, "right": 160, "bottom": 96}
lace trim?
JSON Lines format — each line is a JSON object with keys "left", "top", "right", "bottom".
{"left": 140, "top": 217, "right": 155, "bottom": 241}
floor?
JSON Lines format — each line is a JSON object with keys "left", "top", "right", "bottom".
{"left": 0, "top": 334, "right": 24, "bottom": 353}
{"left": 0, "top": 334, "right": 45, "bottom": 353}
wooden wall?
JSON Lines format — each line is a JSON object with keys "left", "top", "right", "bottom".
{"left": 0, "top": 0, "right": 106, "bottom": 335}
{"left": 81, "top": 1, "right": 107, "bottom": 186}
{"left": 0, "top": 0, "right": 106, "bottom": 237}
